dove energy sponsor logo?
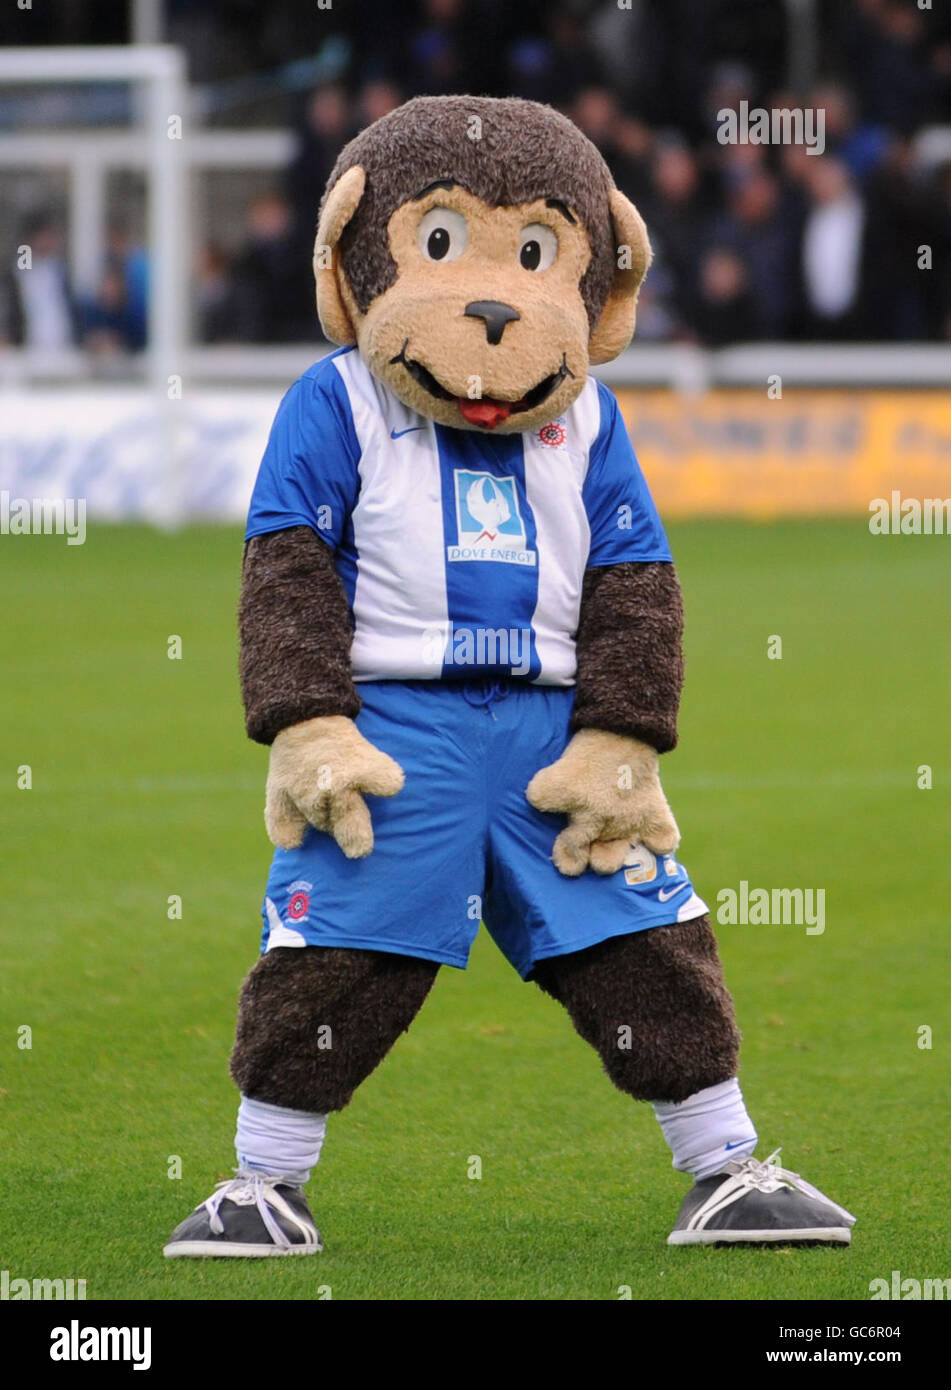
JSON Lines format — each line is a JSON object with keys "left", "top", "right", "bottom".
{"left": 449, "top": 471, "right": 536, "bottom": 566}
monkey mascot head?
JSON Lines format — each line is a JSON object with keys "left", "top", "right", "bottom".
{"left": 313, "top": 95, "right": 651, "bottom": 434}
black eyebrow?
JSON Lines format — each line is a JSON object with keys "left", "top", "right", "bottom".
{"left": 545, "top": 198, "right": 576, "bottom": 224}
{"left": 413, "top": 180, "right": 457, "bottom": 200}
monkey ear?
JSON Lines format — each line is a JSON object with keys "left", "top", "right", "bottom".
{"left": 588, "top": 189, "right": 652, "bottom": 366}
{"left": 313, "top": 165, "right": 366, "bottom": 345}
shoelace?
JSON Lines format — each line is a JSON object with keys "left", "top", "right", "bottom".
{"left": 202, "top": 1174, "right": 299, "bottom": 1249}
{"left": 689, "top": 1149, "right": 856, "bottom": 1231}
{"left": 731, "top": 1149, "right": 855, "bottom": 1223}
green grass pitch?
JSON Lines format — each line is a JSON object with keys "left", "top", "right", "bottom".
{"left": 1, "top": 519, "right": 948, "bottom": 1301}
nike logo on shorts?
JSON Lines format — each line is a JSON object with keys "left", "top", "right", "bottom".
{"left": 658, "top": 883, "right": 688, "bottom": 902}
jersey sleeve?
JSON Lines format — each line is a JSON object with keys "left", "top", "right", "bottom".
{"left": 245, "top": 364, "right": 361, "bottom": 550}
{"left": 582, "top": 381, "right": 672, "bottom": 567}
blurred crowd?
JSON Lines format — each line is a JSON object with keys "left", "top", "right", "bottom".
{"left": 0, "top": 214, "right": 149, "bottom": 355}
{"left": 3, "top": 0, "right": 951, "bottom": 350}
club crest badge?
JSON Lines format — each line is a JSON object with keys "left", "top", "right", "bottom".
{"left": 538, "top": 420, "right": 567, "bottom": 448}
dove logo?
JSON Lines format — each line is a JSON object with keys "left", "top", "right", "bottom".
{"left": 449, "top": 471, "right": 536, "bottom": 566}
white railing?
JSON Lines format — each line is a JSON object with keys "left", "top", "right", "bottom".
{"left": 2, "top": 343, "right": 950, "bottom": 390}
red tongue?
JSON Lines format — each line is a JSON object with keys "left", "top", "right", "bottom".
{"left": 457, "top": 398, "right": 512, "bottom": 429}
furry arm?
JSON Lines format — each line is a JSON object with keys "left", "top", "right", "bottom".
{"left": 240, "top": 526, "right": 404, "bottom": 856}
{"left": 570, "top": 560, "right": 685, "bottom": 751}
{"left": 239, "top": 525, "right": 360, "bottom": 744}
{"left": 526, "top": 562, "right": 684, "bottom": 878}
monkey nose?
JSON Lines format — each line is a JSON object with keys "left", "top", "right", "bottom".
{"left": 464, "top": 300, "right": 520, "bottom": 346}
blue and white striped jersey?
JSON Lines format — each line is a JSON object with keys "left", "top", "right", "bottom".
{"left": 246, "top": 347, "right": 672, "bottom": 686}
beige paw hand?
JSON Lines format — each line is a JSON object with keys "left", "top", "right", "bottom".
{"left": 265, "top": 716, "right": 404, "bottom": 856}
{"left": 526, "top": 729, "right": 680, "bottom": 878}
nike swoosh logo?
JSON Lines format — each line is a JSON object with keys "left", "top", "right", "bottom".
{"left": 725, "top": 1140, "right": 751, "bottom": 1150}
{"left": 657, "top": 883, "right": 688, "bottom": 902}
{"left": 390, "top": 426, "right": 426, "bottom": 439}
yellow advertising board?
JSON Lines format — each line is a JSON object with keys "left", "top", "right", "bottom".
{"left": 614, "top": 389, "right": 951, "bottom": 518}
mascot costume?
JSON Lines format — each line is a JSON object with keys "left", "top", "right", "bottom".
{"left": 165, "top": 96, "right": 854, "bottom": 1257}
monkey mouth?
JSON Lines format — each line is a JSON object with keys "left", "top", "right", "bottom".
{"left": 390, "top": 342, "right": 574, "bottom": 429}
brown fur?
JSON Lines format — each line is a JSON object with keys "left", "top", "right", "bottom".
{"left": 533, "top": 918, "right": 740, "bottom": 1102}
{"left": 330, "top": 181, "right": 597, "bottom": 432}
{"left": 571, "top": 560, "right": 685, "bottom": 753}
{"left": 239, "top": 531, "right": 682, "bottom": 752}
{"left": 230, "top": 946, "right": 439, "bottom": 1112}
{"left": 322, "top": 96, "right": 618, "bottom": 332}
{"left": 239, "top": 526, "right": 359, "bottom": 745}
{"left": 229, "top": 920, "right": 737, "bottom": 1113}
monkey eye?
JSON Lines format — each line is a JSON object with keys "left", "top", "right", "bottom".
{"left": 418, "top": 207, "right": 468, "bottom": 263}
{"left": 518, "top": 223, "right": 558, "bottom": 271}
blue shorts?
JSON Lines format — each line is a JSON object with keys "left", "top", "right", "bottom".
{"left": 260, "top": 680, "right": 708, "bottom": 979}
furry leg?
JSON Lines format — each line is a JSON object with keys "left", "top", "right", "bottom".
{"left": 230, "top": 945, "right": 440, "bottom": 1112}
{"left": 532, "top": 917, "right": 741, "bottom": 1102}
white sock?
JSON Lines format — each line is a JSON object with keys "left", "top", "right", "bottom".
{"left": 234, "top": 1095, "right": 327, "bottom": 1186}
{"left": 652, "top": 1078, "right": 757, "bottom": 1181}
